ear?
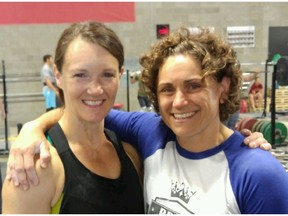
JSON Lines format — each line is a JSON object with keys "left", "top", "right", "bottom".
{"left": 54, "top": 66, "right": 63, "bottom": 89}
{"left": 119, "top": 66, "right": 124, "bottom": 79}
{"left": 219, "top": 76, "right": 230, "bottom": 104}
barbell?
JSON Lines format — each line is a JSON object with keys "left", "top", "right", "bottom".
{"left": 241, "top": 55, "right": 288, "bottom": 86}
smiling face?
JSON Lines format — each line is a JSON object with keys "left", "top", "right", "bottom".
{"left": 157, "top": 54, "right": 228, "bottom": 146}
{"left": 56, "top": 37, "right": 122, "bottom": 124}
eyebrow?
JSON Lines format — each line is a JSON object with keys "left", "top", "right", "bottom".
{"left": 158, "top": 78, "right": 203, "bottom": 88}
{"left": 69, "top": 66, "right": 118, "bottom": 73}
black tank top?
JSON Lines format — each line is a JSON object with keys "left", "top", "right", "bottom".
{"left": 47, "top": 123, "right": 144, "bottom": 213}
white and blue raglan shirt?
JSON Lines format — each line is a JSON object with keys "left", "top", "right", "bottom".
{"left": 105, "top": 110, "right": 288, "bottom": 214}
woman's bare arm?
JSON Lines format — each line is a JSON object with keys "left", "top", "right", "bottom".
{"left": 2, "top": 146, "right": 64, "bottom": 213}
{"left": 6, "top": 108, "right": 63, "bottom": 190}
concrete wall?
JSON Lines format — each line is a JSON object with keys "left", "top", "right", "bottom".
{"left": 0, "top": 2, "right": 288, "bottom": 132}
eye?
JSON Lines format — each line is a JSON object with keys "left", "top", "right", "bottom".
{"left": 101, "top": 69, "right": 117, "bottom": 79}
{"left": 103, "top": 72, "right": 115, "bottom": 78}
{"left": 73, "top": 73, "right": 87, "bottom": 78}
{"left": 158, "top": 86, "right": 174, "bottom": 94}
{"left": 186, "top": 82, "right": 202, "bottom": 91}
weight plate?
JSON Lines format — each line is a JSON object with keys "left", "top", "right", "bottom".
{"left": 239, "top": 117, "right": 251, "bottom": 131}
{"left": 234, "top": 119, "right": 241, "bottom": 131}
{"left": 261, "top": 121, "right": 271, "bottom": 141}
{"left": 243, "top": 118, "right": 258, "bottom": 131}
{"left": 235, "top": 118, "right": 245, "bottom": 132}
{"left": 252, "top": 120, "right": 261, "bottom": 132}
{"left": 256, "top": 120, "right": 267, "bottom": 133}
{"left": 260, "top": 121, "right": 271, "bottom": 135}
{"left": 253, "top": 120, "right": 262, "bottom": 132}
{"left": 263, "top": 121, "right": 288, "bottom": 144}
{"left": 276, "top": 122, "right": 287, "bottom": 144}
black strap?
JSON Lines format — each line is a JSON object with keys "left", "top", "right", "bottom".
{"left": 47, "top": 123, "right": 124, "bottom": 156}
{"left": 46, "top": 123, "right": 70, "bottom": 155}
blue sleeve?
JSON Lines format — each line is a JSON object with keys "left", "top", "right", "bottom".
{"left": 105, "top": 109, "right": 142, "bottom": 144}
{"left": 105, "top": 109, "right": 165, "bottom": 158}
{"left": 228, "top": 146, "right": 288, "bottom": 213}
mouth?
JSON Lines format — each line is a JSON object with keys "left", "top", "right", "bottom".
{"left": 173, "top": 111, "right": 196, "bottom": 120}
{"left": 82, "top": 99, "right": 104, "bottom": 106}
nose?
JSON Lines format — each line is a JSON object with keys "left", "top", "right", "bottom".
{"left": 173, "top": 90, "right": 189, "bottom": 108}
{"left": 87, "top": 80, "right": 103, "bottom": 95}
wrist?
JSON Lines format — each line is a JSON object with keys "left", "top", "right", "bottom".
{"left": 22, "top": 120, "right": 45, "bottom": 134}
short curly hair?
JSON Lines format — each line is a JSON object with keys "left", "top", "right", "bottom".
{"left": 139, "top": 27, "right": 242, "bottom": 122}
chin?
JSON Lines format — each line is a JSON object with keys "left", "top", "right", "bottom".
{"left": 83, "top": 114, "right": 104, "bottom": 123}
{"left": 171, "top": 127, "right": 185, "bottom": 136}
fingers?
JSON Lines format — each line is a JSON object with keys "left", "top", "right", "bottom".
{"left": 23, "top": 145, "right": 39, "bottom": 187}
{"left": 244, "top": 131, "right": 270, "bottom": 149}
{"left": 15, "top": 145, "right": 37, "bottom": 190}
{"left": 259, "top": 143, "right": 272, "bottom": 151}
{"left": 4, "top": 120, "right": 50, "bottom": 190}
{"left": 240, "top": 128, "right": 252, "bottom": 137}
{"left": 39, "top": 141, "right": 51, "bottom": 168}
{"left": 5, "top": 153, "right": 13, "bottom": 182}
{"left": 6, "top": 147, "right": 29, "bottom": 190}
{"left": 246, "top": 137, "right": 268, "bottom": 148}
{"left": 22, "top": 141, "right": 51, "bottom": 187}
{"left": 5, "top": 140, "right": 48, "bottom": 190}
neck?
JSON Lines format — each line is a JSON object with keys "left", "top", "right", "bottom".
{"left": 58, "top": 114, "right": 106, "bottom": 147}
{"left": 176, "top": 123, "right": 233, "bottom": 153}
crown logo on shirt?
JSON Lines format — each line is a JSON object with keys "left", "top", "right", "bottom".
{"left": 171, "top": 180, "right": 196, "bottom": 203}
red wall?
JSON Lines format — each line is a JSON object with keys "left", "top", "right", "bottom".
{"left": 0, "top": 2, "right": 135, "bottom": 25}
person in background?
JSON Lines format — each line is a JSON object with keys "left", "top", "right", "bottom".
{"left": 130, "top": 71, "right": 153, "bottom": 112}
{"left": 2, "top": 21, "right": 144, "bottom": 213}
{"left": 41, "top": 54, "right": 59, "bottom": 112}
{"left": 4, "top": 27, "right": 276, "bottom": 214}
{"left": 248, "top": 76, "right": 263, "bottom": 112}
{"left": 225, "top": 71, "right": 260, "bottom": 129}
